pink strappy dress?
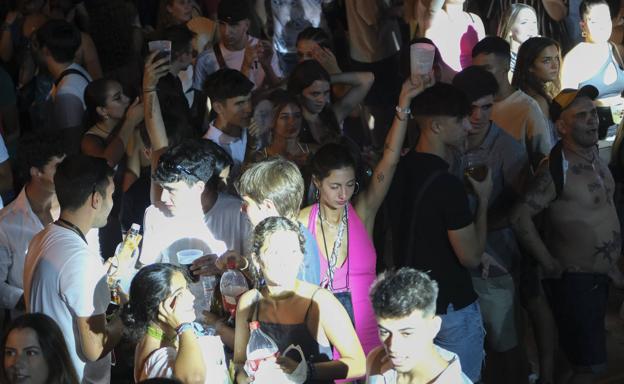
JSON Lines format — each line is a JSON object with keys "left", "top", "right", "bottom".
{"left": 307, "top": 203, "right": 380, "bottom": 356}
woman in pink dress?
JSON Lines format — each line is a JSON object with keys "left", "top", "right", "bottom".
{"left": 298, "top": 75, "right": 432, "bottom": 357}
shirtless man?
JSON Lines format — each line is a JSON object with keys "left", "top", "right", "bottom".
{"left": 511, "top": 85, "right": 620, "bottom": 384}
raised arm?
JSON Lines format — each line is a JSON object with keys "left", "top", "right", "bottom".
{"left": 355, "top": 75, "right": 432, "bottom": 234}
{"left": 510, "top": 160, "right": 562, "bottom": 275}
{"left": 330, "top": 71, "right": 374, "bottom": 123}
{"left": 81, "top": 98, "right": 144, "bottom": 167}
{"left": 143, "top": 52, "right": 171, "bottom": 205}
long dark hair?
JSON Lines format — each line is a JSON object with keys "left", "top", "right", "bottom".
{"left": 512, "top": 37, "right": 561, "bottom": 102}
{"left": 0, "top": 313, "right": 80, "bottom": 384}
{"left": 84, "top": 78, "right": 117, "bottom": 128}
{"left": 287, "top": 60, "right": 340, "bottom": 144}
{"left": 120, "top": 263, "right": 189, "bottom": 341}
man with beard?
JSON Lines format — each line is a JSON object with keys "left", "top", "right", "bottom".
{"left": 511, "top": 85, "right": 621, "bottom": 384}
{"left": 23, "top": 154, "right": 122, "bottom": 383}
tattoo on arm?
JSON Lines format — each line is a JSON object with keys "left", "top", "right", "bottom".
{"left": 376, "top": 172, "right": 385, "bottom": 183}
{"left": 593, "top": 231, "right": 622, "bottom": 264}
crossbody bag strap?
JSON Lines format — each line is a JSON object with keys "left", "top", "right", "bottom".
{"left": 213, "top": 43, "right": 227, "bottom": 69}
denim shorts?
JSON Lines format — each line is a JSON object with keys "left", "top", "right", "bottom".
{"left": 434, "top": 300, "right": 485, "bottom": 382}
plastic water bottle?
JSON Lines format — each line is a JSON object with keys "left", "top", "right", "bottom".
{"left": 244, "top": 321, "right": 279, "bottom": 378}
{"left": 220, "top": 261, "right": 249, "bottom": 319}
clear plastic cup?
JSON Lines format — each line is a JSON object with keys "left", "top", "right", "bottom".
{"left": 177, "top": 249, "right": 203, "bottom": 282}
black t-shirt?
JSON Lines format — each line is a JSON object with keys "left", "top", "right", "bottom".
{"left": 388, "top": 151, "right": 477, "bottom": 314}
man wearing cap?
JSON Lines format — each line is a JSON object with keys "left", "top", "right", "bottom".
{"left": 193, "top": 0, "right": 282, "bottom": 91}
{"left": 511, "top": 85, "right": 621, "bottom": 383}
{"left": 453, "top": 66, "right": 529, "bottom": 383}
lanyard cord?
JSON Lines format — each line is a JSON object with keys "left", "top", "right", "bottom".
{"left": 318, "top": 203, "right": 349, "bottom": 291}
{"left": 55, "top": 218, "right": 87, "bottom": 244}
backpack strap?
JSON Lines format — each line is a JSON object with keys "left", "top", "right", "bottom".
{"left": 213, "top": 43, "right": 227, "bottom": 69}
{"left": 548, "top": 140, "right": 564, "bottom": 199}
{"left": 54, "top": 67, "right": 90, "bottom": 87}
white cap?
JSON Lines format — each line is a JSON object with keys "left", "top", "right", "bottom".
{"left": 130, "top": 223, "right": 141, "bottom": 231}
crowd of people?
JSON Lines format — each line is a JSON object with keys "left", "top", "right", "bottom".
{"left": 0, "top": 0, "right": 624, "bottom": 383}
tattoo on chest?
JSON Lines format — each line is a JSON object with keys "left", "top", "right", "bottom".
{"left": 588, "top": 182, "right": 602, "bottom": 193}
{"left": 593, "top": 231, "right": 622, "bottom": 264}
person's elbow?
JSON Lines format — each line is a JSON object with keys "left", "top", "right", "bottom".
{"left": 360, "top": 72, "right": 375, "bottom": 88}
{"left": 81, "top": 343, "right": 104, "bottom": 362}
{"left": 458, "top": 249, "right": 481, "bottom": 269}
{"left": 347, "top": 351, "right": 367, "bottom": 379}
{"left": 175, "top": 371, "right": 205, "bottom": 384}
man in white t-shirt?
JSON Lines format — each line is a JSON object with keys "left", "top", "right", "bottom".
{"left": 366, "top": 268, "right": 471, "bottom": 384}
{"left": 23, "top": 154, "right": 125, "bottom": 383}
{"left": 194, "top": 0, "right": 282, "bottom": 91}
{"left": 472, "top": 37, "right": 552, "bottom": 170}
{"left": 33, "top": 20, "right": 92, "bottom": 153}
{"left": 202, "top": 69, "right": 253, "bottom": 178}
{"left": 0, "top": 132, "right": 65, "bottom": 320}
{"left": 139, "top": 140, "right": 230, "bottom": 268}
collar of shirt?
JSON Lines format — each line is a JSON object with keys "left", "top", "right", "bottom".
{"left": 206, "top": 122, "right": 247, "bottom": 145}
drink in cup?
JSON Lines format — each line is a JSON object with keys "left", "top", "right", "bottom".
{"left": 177, "top": 249, "right": 203, "bottom": 283}
{"left": 148, "top": 40, "right": 172, "bottom": 63}
{"left": 463, "top": 152, "right": 488, "bottom": 191}
{"left": 410, "top": 42, "right": 436, "bottom": 81}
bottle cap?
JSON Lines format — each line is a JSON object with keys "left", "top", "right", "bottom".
{"left": 249, "top": 321, "right": 260, "bottom": 330}
{"left": 227, "top": 260, "right": 237, "bottom": 269}
{"left": 130, "top": 223, "right": 141, "bottom": 231}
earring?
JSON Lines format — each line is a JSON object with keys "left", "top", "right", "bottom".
{"left": 582, "top": 31, "right": 587, "bottom": 38}
{"left": 353, "top": 181, "right": 360, "bottom": 195}
{"left": 314, "top": 188, "right": 320, "bottom": 201}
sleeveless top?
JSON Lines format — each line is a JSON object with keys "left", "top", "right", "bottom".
{"left": 249, "top": 288, "right": 333, "bottom": 383}
{"left": 306, "top": 203, "right": 380, "bottom": 355}
{"left": 579, "top": 43, "right": 624, "bottom": 99}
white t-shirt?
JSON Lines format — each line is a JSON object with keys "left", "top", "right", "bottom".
{"left": 139, "top": 205, "right": 228, "bottom": 266}
{"left": 367, "top": 346, "right": 471, "bottom": 384}
{"left": 193, "top": 35, "right": 283, "bottom": 90}
{"left": 204, "top": 193, "right": 252, "bottom": 256}
{"left": 0, "top": 135, "right": 8, "bottom": 209}
{"left": 23, "top": 224, "right": 111, "bottom": 383}
{"left": 50, "top": 63, "right": 92, "bottom": 130}
{"left": 202, "top": 123, "right": 248, "bottom": 179}
{"left": 137, "top": 335, "right": 229, "bottom": 383}
{"left": 491, "top": 90, "right": 553, "bottom": 170}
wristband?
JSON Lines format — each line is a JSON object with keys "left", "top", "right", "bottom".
{"left": 176, "top": 321, "right": 207, "bottom": 336}
{"left": 395, "top": 105, "right": 411, "bottom": 115}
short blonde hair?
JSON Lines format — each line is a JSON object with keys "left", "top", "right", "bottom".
{"left": 236, "top": 157, "right": 304, "bottom": 220}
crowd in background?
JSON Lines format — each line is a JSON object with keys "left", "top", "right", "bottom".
{"left": 1, "top": 0, "right": 624, "bottom": 383}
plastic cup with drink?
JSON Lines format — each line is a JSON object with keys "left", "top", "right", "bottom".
{"left": 177, "top": 249, "right": 203, "bottom": 283}
{"left": 463, "top": 152, "right": 488, "bottom": 191}
{"left": 148, "top": 40, "right": 172, "bottom": 63}
{"left": 410, "top": 42, "right": 435, "bottom": 83}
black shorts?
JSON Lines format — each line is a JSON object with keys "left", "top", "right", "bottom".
{"left": 543, "top": 272, "right": 609, "bottom": 373}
